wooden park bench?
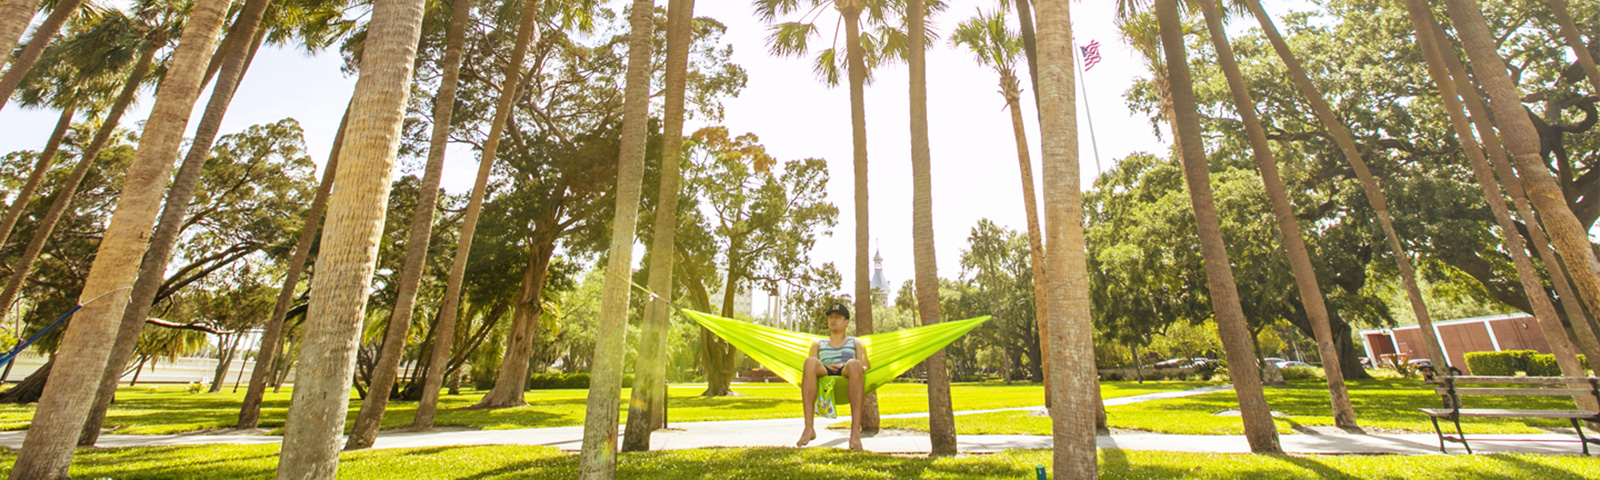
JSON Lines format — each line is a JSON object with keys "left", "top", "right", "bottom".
{"left": 1421, "top": 375, "right": 1600, "bottom": 455}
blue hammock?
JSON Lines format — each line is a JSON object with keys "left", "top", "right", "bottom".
{"left": 0, "top": 305, "right": 79, "bottom": 368}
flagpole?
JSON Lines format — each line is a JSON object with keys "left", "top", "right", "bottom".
{"left": 1075, "top": 41, "right": 1104, "bottom": 176}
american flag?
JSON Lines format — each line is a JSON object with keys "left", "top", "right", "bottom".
{"left": 1080, "top": 40, "right": 1102, "bottom": 71}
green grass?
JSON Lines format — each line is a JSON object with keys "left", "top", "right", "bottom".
{"left": 847, "top": 378, "right": 1584, "bottom": 435}
{"left": 6, "top": 444, "right": 1596, "bottom": 479}
{"left": 0, "top": 380, "right": 1212, "bottom": 435}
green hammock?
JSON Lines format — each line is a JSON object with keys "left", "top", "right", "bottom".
{"left": 682, "top": 309, "right": 989, "bottom": 414}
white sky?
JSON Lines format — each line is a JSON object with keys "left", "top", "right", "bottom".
{"left": 0, "top": 0, "right": 1311, "bottom": 317}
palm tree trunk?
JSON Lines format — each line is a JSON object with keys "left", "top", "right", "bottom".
{"left": 1196, "top": 0, "right": 1356, "bottom": 428}
{"left": 576, "top": 0, "right": 652, "bottom": 477}
{"left": 1442, "top": 0, "right": 1600, "bottom": 370}
{"left": 1004, "top": 77, "right": 1053, "bottom": 400}
{"left": 81, "top": 0, "right": 274, "bottom": 443}
{"left": 1011, "top": 0, "right": 1041, "bottom": 113}
{"left": 1403, "top": 0, "right": 1595, "bottom": 408}
{"left": 906, "top": 0, "right": 954, "bottom": 456}
{"left": 0, "top": 0, "right": 42, "bottom": 70}
{"left": 0, "top": 101, "right": 76, "bottom": 251}
{"left": 238, "top": 103, "right": 348, "bottom": 430}
{"left": 621, "top": 0, "right": 695, "bottom": 452}
{"left": 0, "top": 45, "right": 155, "bottom": 325}
{"left": 1032, "top": 0, "right": 1098, "bottom": 477}
{"left": 0, "top": 0, "right": 87, "bottom": 112}
{"left": 407, "top": 0, "right": 474, "bottom": 430}
{"left": 1547, "top": 0, "right": 1600, "bottom": 93}
{"left": 838, "top": 0, "right": 880, "bottom": 436}
{"left": 1157, "top": 0, "right": 1281, "bottom": 454}
{"left": 1244, "top": 0, "right": 1448, "bottom": 371}
{"left": 1428, "top": 21, "right": 1600, "bottom": 372}
{"left": 445, "top": 0, "right": 542, "bottom": 411}
{"left": 475, "top": 234, "right": 556, "bottom": 408}
{"left": 272, "top": 0, "right": 433, "bottom": 472}
{"left": 344, "top": 0, "right": 481, "bottom": 447}
{"left": 6, "top": 0, "right": 230, "bottom": 475}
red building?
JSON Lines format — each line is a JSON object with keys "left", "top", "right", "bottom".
{"left": 1359, "top": 314, "right": 1553, "bottom": 372}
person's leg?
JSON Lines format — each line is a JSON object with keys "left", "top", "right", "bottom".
{"left": 844, "top": 359, "right": 865, "bottom": 451}
{"left": 799, "top": 357, "right": 824, "bottom": 446}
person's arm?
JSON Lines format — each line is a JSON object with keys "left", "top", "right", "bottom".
{"left": 856, "top": 340, "right": 868, "bottom": 370}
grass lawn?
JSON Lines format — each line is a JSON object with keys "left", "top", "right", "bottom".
{"left": 5, "top": 444, "right": 1595, "bottom": 479}
{"left": 0, "top": 380, "right": 1212, "bottom": 435}
{"left": 848, "top": 378, "right": 1585, "bottom": 435}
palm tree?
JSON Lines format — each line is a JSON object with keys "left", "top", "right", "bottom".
{"left": 455, "top": 0, "right": 544, "bottom": 411}
{"left": 903, "top": 0, "right": 956, "bottom": 456}
{"left": 754, "top": 0, "right": 898, "bottom": 433}
{"left": 0, "top": 101, "right": 76, "bottom": 253}
{"left": 1399, "top": 0, "right": 1594, "bottom": 408}
{"left": 1441, "top": 0, "right": 1600, "bottom": 367}
{"left": 0, "top": 19, "right": 162, "bottom": 324}
{"left": 576, "top": 0, "right": 652, "bottom": 476}
{"left": 0, "top": 0, "right": 95, "bottom": 112}
{"left": 1192, "top": 0, "right": 1356, "bottom": 428}
{"left": 948, "top": 8, "right": 1051, "bottom": 416}
{"left": 408, "top": 0, "right": 476, "bottom": 430}
{"left": 79, "top": 0, "right": 278, "bottom": 446}
{"left": 1031, "top": 0, "right": 1098, "bottom": 477}
{"left": 1425, "top": 15, "right": 1600, "bottom": 372}
{"left": 272, "top": 0, "right": 437, "bottom": 472}
{"left": 1239, "top": 0, "right": 1448, "bottom": 370}
{"left": 237, "top": 102, "right": 348, "bottom": 430}
{"left": 1545, "top": 0, "right": 1600, "bottom": 92}
{"left": 1151, "top": 0, "right": 1281, "bottom": 454}
{"left": 620, "top": 0, "right": 695, "bottom": 452}
{"left": 6, "top": 0, "right": 231, "bottom": 475}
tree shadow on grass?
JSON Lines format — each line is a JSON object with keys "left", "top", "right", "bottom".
{"left": 1488, "top": 452, "right": 1600, "bottom": 479}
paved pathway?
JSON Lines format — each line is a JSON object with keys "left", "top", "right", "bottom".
{"left": 2, "top": 385, "right": 1592, "bottom": 456}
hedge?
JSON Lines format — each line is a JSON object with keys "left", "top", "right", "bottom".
{"left": 1280, "top": 366, "right": 1323, "bottom": 381}
{"left": 525, "top": 372, "right": 634, "bottom": 390}
{"left": 1464, "top": 350, "right": 1588, "bottom": 376}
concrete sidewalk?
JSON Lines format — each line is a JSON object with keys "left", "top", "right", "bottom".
{"left": 2, "top": 384, "right": 1590, "bottom": 456}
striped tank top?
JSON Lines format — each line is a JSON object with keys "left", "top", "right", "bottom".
{"left": 818, "top": 337, "right": 857, "bottom": 366}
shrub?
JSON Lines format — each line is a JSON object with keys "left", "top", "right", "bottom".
{"left": 1526, "top": 354, "right": 1562, "bottom": 377}
{"left": 1101, "top": 372, "right": 1125, "bottom": 382}
{"left": 1465, "top": 351, "right": 1517, "bottom": 376}
{"left": 1505, "top": 350, "right": 1539, "bottom": 372}
{"left": 563, "top": 373, "right": 591, "bottom": 389}
{"left": 1193, "top": 362, "right": 1219, "bottom": 380}
{"left": 526, "top": 373, "right": 565, "bottom": 390}
{"left": 1280, "top": 366, "right": 1323, "bottom": 381}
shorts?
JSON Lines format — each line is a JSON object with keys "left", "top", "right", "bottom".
{"left": 824, "top": 363, "right": 845, "bottom": 376}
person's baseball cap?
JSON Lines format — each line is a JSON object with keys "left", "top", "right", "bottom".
{"left": 825, "top": 301, "right": 851, "bottom": 320}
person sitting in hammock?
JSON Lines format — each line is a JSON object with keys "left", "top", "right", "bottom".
{"left": 797, "top": 301, "right": 869, "bottom": 450}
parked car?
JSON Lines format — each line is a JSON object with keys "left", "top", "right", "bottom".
{"left": 1275, "top": 361, "right": 1313, "bottom": 369}
{"left": 1154, "top": 358, "right": 1190, "bottom": 368}
{"left": 1190, "top": 358, "right": 1217, "bottom": 367}
{"left": 1263, "top": 357, "right": 1286, "bottom": 365}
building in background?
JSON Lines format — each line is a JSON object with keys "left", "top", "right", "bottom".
{"left": 871, "top": 249, "right": 891, "bottom": 307}
{"left": 1359, "top": 313, "right": 1553, "bottom": 371}
{"left": 712, "top": 268, "right": 753, "bottom": 318}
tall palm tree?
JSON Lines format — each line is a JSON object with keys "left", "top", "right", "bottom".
{"left": 1031, "top": 0, "right": 1098, "bottom": 477}
{"left": 1400, "top": 0, "right": 1594, "bottom": 408}
{"left": 1192, "top": 0, "right": 1356, "bottom": 428}
{"left": 948, "top": 9, "right": 1050, "bottom": 415}
{"left": 0, "top": 101, "right": 76, "bottom": 252}
{"left": 408, "top": 0, "right": 476, "bottom": 430}
{"left": 1239, "top": 0, "right": 1448, "bottom": 370}
{"left": 1152, "top": 0, "right": 1280, "bottom": 453}
{"left": 79, "top": 0, "right": 278, "bottom": 446}
{"left": 754, "top": 0, "right": 897, "bottom": 433}
{"left": 621, "top": 0, "right": 695, "bottom": 453}
{"left": 1426, "top": 17, "right": 1600, "bottom": 372}
{"left": 238, "top": 102, "right": 348, "bottom": 430}
{"left": 459, "top": 0, "right": 544, "bottom": 411}
{"left": 903, "top": 0, "right": 956, "bottom": 456}
{"left": 1441, "top": 0, "right": 1600, "bottom": 365}
{"left": 0, "top": 0, "right": 45, "bottom": 69}
{"left": 6, "top": 0, "right": 231, "bottom": 475}
{"left": 1545, "top": 0, "right": 1600, "bottom": 92}
{"left": 0, "top": 0, "right": 94, "bottom": 112}
{"left": 272, "top": 0, "right": 436, "bottom": 472}
{"left": 577, "top": 0, "right": 651, "bottom": 477}
{"left": 0, "top": 30, "right": 160, "bottom": 324}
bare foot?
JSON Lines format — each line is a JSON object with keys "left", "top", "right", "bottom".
{"left": 797, "top": 428, "right": 816, "bottom": 447}
{"left": 849, "top": 437, "right": 864, "bottom": 451}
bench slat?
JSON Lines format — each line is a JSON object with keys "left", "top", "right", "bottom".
{"left": 1418, "top": 408, "right": 1600, "bottom": 419}
{"left": 1437, "top": 376, "right": 1599, "bottom": 385}
{"left": 1434, "top": 387, "right": 1595, "bottom": 397}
